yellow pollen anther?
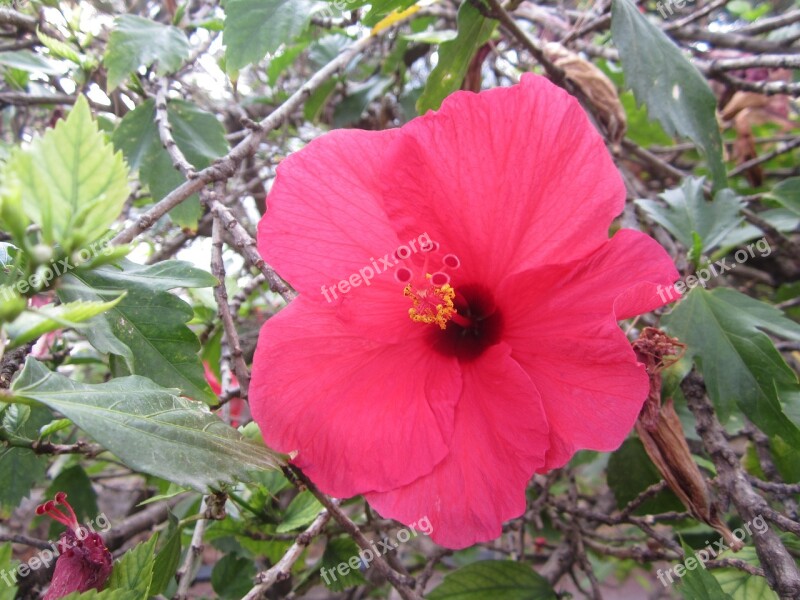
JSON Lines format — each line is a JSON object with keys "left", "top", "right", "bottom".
{"left": 403, "top": 276, "right": 456, "bottom": 330}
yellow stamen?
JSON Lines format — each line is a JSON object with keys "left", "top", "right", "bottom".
{"left": 404, "top": 279, "right": 456, "bottom": 330}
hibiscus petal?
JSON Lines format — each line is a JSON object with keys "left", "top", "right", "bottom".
{"left": 498, "top": 229, "right": 677, "bottom": 469}
{"left": 365, "top": 344, "right": 548, "bottom": 549}
{"left": 250, "top": 296, "right": 462, "bottom": 497}
{"left": 380, "top": 73, "right": 625, "bottom": 287}
{"left": 258, "top": 128, "right": 407, "bottom": 298}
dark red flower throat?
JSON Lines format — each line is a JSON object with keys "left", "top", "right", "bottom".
{"left": 430, "top": 283, "right": 504, "bottom": 361}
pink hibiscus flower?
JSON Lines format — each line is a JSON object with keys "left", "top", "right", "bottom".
{"left": 251, "top": 74, "right": 678, "bottom": 548}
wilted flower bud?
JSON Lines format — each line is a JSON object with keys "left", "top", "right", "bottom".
{"left": 36, "top": 492, "right": 113, "bottom": 600}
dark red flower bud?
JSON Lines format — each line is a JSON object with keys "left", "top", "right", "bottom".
{"left": 36, "top": 493, "right": 113, "bottom": 600}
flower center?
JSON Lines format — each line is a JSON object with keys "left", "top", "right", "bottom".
{"left": 394, "top": 243, "right": 502, "bottom": 361}
{"left": 396, "top": 243, "right": 464, "bottom": 330}
{"left": 430, "top": 283, "right": 504, "bottom": 361}
{"left": 404, "top": 275, "right": 456, "bottom": 330}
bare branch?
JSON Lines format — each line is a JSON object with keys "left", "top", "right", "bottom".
{"left": 111, "top": 34, "right": 376, "bottom": 246}
{"left": 242, "top": 504, "right": 335, "bottom": 599}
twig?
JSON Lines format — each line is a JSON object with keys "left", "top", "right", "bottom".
{"left": 210, "top": 208, "right": 250, "bottom": 399}
{"left": 0, "top": 7, "right": 38, "bottom": 29}
{"left": 242, "top": 504, "right": 335, "bottom": 600}
{"left": 104, "top": 497, "right": 184, "bottom": 551}
{"left": 619, "top": 480, "right": 670, "bottom": 518}
{"left": 747, "top": 477, "right": 800, "bottom": 496}
{"left": 670, "top": 27, "right": 798, "bottom": 54}
{"left": 737, "top": 9, "right": 800, "bottom": 35}
{"left": 229, "top": 273, "right": 267, "bottom": 317}
{"left": 761, "top": 506, "right": 800, "bottom": 538}
{"left": 622, "top": 139, "right": 689, "bottom": 183}
{"left": 706, "top": 557, "right": 765, "bottom": 576}
{"left": 729, "top": 137, "right": 800, "bottom": 177}
{"left": 0, "top": 533, "right": 52, "bottom": 550}
{"left": 417, "top": 548, "right": 453, "bottom": 593}
{"left": 740, "top": 207, "right": 800, "bottom": 275}
{"left": 0, "top": 343, "right": 32, "bottom": 389}
{"left": 111, "top": 33, "right": 376, "bottom": 246}
{"left": 0, "top": 92, "right": 82, "bottom": 106}
{"left": 174, "top": 496, "right": 209, "bottom": 599}
{"left": 712, "top": 74, "right": 800, "bottom": 97}
{"left": 155, "top": 79, "right": 197, "bottom": 178}
{"left": 663, "top": 0, "right": 728, "bottom": 31}
{"left": 208, "top": 199, "right": 296, "bottom": 303}
{"left": 682, "top": 371, "right": 800, "bottom": 598}
{"left": 0, "top": 8, "right": 61, "bottom": 41}
{"left": 290, "top": 467, "right": 423, "bottom": 600}
{"left": 30, "top": 439, "right": 105, "bottom": 457}
{"left": 704, "top": 54, "right": 800, "bottom": 72}
{"left": 484, "top": 0, "right": 567, "bottom": 85}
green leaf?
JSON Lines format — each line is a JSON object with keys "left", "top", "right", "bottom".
{"left": 0, "top": 50, "right": 65, "bottom": 74}
{"left": 104, "top": 15, "right": 190, "bottom": 91}
{"left": 75, "top": 259, "right": 218, "bottom": 291}
{"left": 416, "top": 1, "right": 496, "bottom": 114}
{"left": 168, "top": 100, "right": 231, "bottom": 166}
{"left": 0, "top": 179, "right": 30, "bottom": 246}
{"left": 319, "top": 537, "right": 366, "bottom": 591}
{"left": 266, "top": 42, "right": 308, "bottom": 85}
{"left": 7, "top": 297, "right": 123, "bottom": 348}
{"left": 0, "top": 243, "right": 19, "bottom": 278}
{"left": 3, "top": 96, "right": 129, "bottom": 253}
{"left": 276, "top": 491, "right": 323, "bottom": 532}
{"left": 211, "top": 554, "right": 257, "bottom": 599}
{"left": 719, "top": 208, "right": 799, "bottom": 249}
{"left": 620, "top": 90, "right": 674, "bottom": 147}
{"left": 10, "top": 359, "right": 284, "bottom": 492}
{"left": 611, "top": 0, "right": 726, "bottom": 188}
{"left": 150, "top": 518, "right": 182, "bottom": 596}
{"left": 427, "top": 560, "right": 557, "bottom": 600}
{"left": 333, "top": 76, "right": 393, "bottom": 128}
{"left": 111, "top": 99, "right": 228, "bottom": 229}
{"left": 0, "top": 543, "right": 19, "bottom": 600}
{"left": 765, "top": 177, "right": 800, "bottom": 218}
{"left": 304, "top": 78, "right": 338, "bottom": 122}
{"left": 107, "top": 535, "right": 157, "bottom": 597}
{"left": 677, "top": 539, "right": 734, "bottom": 599}
{"left": 662, "top": 287, "right": 800, "bottom": 479}
{"left": 308, "top": 33, "right": 352, "bottom": 68}
{"left": 58, "top": 260, "right": 217, "bottom": 404}
{"left": 36, "top": 30, "right": 83, "bottom": 65}
{"left": 0, "top": 404, "right": 51, "bottom": 510}
{"left": 635, "top": 178, "right": 743, "bottom": 253}
{"left": 713, "top": 545, "right": 778, "bottom": 600}
{"left": 223, "top": 0, "right": 315, "bottom": 73}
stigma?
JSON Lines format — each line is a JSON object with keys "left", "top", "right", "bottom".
{"left": 404, "top": 275, "right": 456, "bottom": 329}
